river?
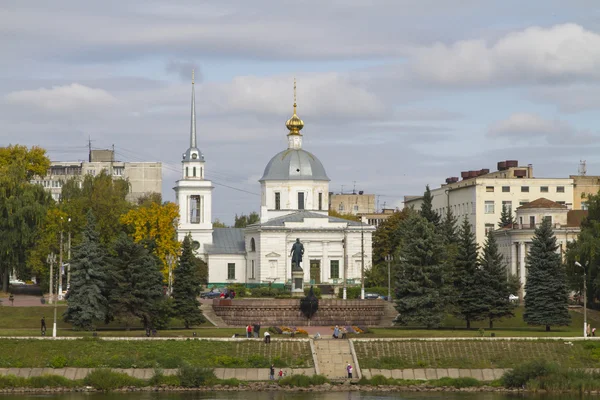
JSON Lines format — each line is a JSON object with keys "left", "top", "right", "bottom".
{"left": 0, "top": 392, "right": 596, "bottom": 400}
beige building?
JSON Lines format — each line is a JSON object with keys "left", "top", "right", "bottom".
{"left": 360, "top": 208, "right": 397, "bottom": 227}
{"left": 571, "top": 175, "right": 600, "bottom": 210}
{"left": 329, "top": 193, "right": 376, "bottom": 215}
{"left": 404, "top": 160, "right": 575, "bottom": 246}
{"left": 34, "top": 149, "right": 162, "bottom": 203}
{"left": 493, "top": 198, "right": 583, "bottom": 296}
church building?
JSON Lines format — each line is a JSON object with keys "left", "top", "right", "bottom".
{"left": 174, "top": 75, "right": 374, "bottom": 290}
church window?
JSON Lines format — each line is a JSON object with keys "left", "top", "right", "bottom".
{"left": 298, "top": 192, "right": 305, "bottom": 210}
{"left": 190, "top": 195, "right": 202, "bottom": 223}
{"left": 193, "top": 167, "right": 196, "bottom": 177}
{"left": 200, "top": 167, "right": 203, "bottom": 178}
{"left": 330, "top": 260, "right": 340, "bottom": 279}
{"left": 251, "top": 260, "right": 255, "bottom": 279}
{"left": 250, "top": 238, "right": 256, "bottom": 252}
{"left": 318, "top": 193, "right": 323, "bottom": 210}
{"left": 227, "top": 263, "right": 235, "bottom": 280}
{"left": 186, "top": 167, "right": 189, "bottom": 177}
{"left": 275, "top": 192, "right": 281, "bottom": 210}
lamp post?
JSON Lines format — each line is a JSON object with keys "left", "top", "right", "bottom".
{"left": 58, "top": 217, "right": 64, "bottom": 300}
{"left": 66, "top": 217, "right": 71, "bottom": 292}
{"left": 360, "top": 219, "right": 365, "bottom": 300}
{"left": 47, "top": 253, "right": 56, "bottom": 305}
{"left": 385, "top": 254, "right": 393, "bottom": 303}
{"left": 166, "top": 254, "right": 175, "bottom": 296}
{"left": 575, "top": 261, "right": 588, "bottom": 338}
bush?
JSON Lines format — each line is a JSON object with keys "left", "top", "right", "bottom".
{"left": 430, "top": 377, "right": 481, "bottom": 388}
{"left": 0, "top": 376, "right": 28, "bottom": 389}
{"left": 303, "top": 287, "right": 321, "bottom": 298}
{"left": 501, "top": 360, "right": 557, "bottom": 388}
{"left": 29, "top": 375, "right": 75, "bottom": 388}
{"left": 278, "top": 374, "right": 329, "bottom": 387}
{"left": 337, "top": 286, "right": 388, "bottom": 299}
{"left": 83, "top": 369, "right": 145, "bottom": 391}
{"left": 49, "top": 355, "right": 68, "bottom": 368}
{"left": 177, "top": 364, "right": 217, "bottom": 387}
{"left": 219, "top": 378, "right": 243, "bottom": 386}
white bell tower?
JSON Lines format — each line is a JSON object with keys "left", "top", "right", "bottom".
{"left": 174, "top": 70, "right": 213, "bottom": 256}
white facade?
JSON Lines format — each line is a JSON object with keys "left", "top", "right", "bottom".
{"left": 260, "top": 180, "right": 329, "bottom": 221}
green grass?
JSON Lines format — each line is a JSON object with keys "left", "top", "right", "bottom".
{"left": 355, "top": 339, "right": 600, "bottom": 369}
{"left": 0, "top": 338, "right": 313, "bottom": 369}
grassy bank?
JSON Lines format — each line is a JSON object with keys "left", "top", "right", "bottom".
{"left": 355, "top": 339, "right": 600, "bottom": 369}
{"left": 0, "top": 338, "right": 313, "bottom": 369}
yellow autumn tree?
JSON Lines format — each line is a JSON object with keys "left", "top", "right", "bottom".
{"left": 120, "top": 201, "right": 180, "bottom": 280}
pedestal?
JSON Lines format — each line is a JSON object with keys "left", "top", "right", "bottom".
{"left": 291, "top": 270, "right": 304, "bottom": 297}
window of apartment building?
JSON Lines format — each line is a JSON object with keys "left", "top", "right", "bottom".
{"left": 485, "top": 223, "right": 494, "bottom": 234}
{"left": 484, "top": 201, "right": 495, "bottom": 214}
{"left": 251, "top": 260, "right": 255, "bottom": 279}
{"left": 521, "top": 186, "right": 529, "bottom": 192}
{"left": 486, "top": 186, "right": 494, "bottom": 192}
{"left": 298, "top": 192, "right": 305, "bottom": 210}
{"left": 339, "top": 203, "right": 345, "bottom": 212}
{"left": 275, "top": 192, "right": 281, "bottom": 210}
{"left": 582, "top": 202, "right": 589, "bottom": 210}
{"left": 113, "top": 167, "right": 124, "bottom": 176}
{"left": 502, "top": 186, "right": 510, "bottom": 193}
{"left": 519, "top": 200, "right": 529, "bottom": 206}
{"left": 318, "top": 193, "right": 323, "bottom": 211}
{"left": 88, "top": 169, "right": 96, "bottom": 176}
{"left": 227, "top": 263, "right": 235, "bottom": 280}
{"left": 190, "top": 195, "right": 201, "bottom": 223}
{"left": 556, "top": 186, "right": 565, "bottom": 193}
{"left": 502, "top": 200, "right": 512, "bottom": 214}
{"left": 353, "top": 204, "right": 359, "bottom": 213}
{"left": 540, "top": 186, "right": 548, "bottom": 193}
{"left": 330, "top": 260, "right": 340, "bottom": 279}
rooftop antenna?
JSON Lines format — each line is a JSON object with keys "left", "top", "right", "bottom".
{"left": 352, "top": 181, "right": 356, "bottom": 195}
{"left": 341, "top": 185, "right": 345, "bottom": 194}
{"left": 579, "top": 160, "right": 587, "bottom": 176}
{"left": 88, "top": 137, "right": 92, "bottom": 162}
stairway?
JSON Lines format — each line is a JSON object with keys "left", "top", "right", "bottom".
{"left": 313, "top": 339, "right": 354, "bottom": 379}
{"left": 200, "top": 302, "right": 228, "bottom": 328}
{"left": 378, "top": 301, "right": 398, "bottom": 327}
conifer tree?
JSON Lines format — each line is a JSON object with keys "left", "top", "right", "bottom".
{"left": 107, "top": 233, "right": 166, "bottom": 329}
{"left": 523, "top": 218, "right": 571, "bottom": 331}
{"left": 453, "top": 217, "right": 486, "bottom": 328}
{"left": 440, "top": 206, "right": 458, "bottom": 244}
{"left": 498, "top": 204, "right": 515, "bottom": 228}
{"left": 172, "top": 234, "right": 205, "bottom": 328}
{"left": 479, "top": 231, "right": 515, "bottom": 329}
{"left": 394, "top": 210, "right": 450, "bottom": 328}
{"left": 63, "top": 211, "right": 108, "bottom": 330}
{"left": 420, "top": 185, "right": 440, "bottom": 227}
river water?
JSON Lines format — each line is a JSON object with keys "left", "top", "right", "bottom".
{"left": 0, "top": 392, "right": 595, "bottom": 400}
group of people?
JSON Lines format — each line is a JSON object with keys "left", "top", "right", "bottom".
{"left": 219, "top": 289, "right": 236, "bottom": 299}
{"left": 268, "top": 364, "right": 285, "bottom": 380}
{"left": 332, "top": 325, "right": 347, "bottom": 339}
{"left": 246, "top": 322, "right": 262, "bottom": 338}
{"left": 587, "top": 323, "right": 596, "bottom": 337}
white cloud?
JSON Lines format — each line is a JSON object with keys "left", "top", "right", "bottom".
{"left": 410, "top": 24, "right": 600, "bottom": 85}
{"left": 5, "top": 83, "right": 117, "bottom": 112}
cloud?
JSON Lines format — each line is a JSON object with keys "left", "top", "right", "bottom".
{"left": 4, "top": 83, "right": 118, "bottom": 112}
{"left": 529, "top": 85, "right": 600, "bottom": 113}
{"left": 409, "top": 24, "right": 600, "bottom": 86}
{"left": 166, "top": 60, "right": 202, "bottom": 82}
{"left": 487, "top": 113, "right": 597, "bottom": 144}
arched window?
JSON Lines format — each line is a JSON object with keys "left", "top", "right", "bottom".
{"left": 200, "top": 167, "right": 203, "bottom": 178}
{"left": 250, "top": 238, "right": 256, "bottom": 252}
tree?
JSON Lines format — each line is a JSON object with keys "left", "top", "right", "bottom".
{"left": 420, "top": 185, "right": 440, "bottom": 227}
{"left": 107, "top": 233, "right": 166, "bottom": 329}
{"left": 213, "top": 219, "right": 227, "bottom": 228}
{"left": 394, "top": 210, "right": 450, "bottom": 328}
{"left": 120, "top": 201, "right": 180, "bottom": 280}
{"left": 63, "top": 211, "right": 108, "bottom": 330}
{"left": 453, "top": 217, "right": 486, "bottom": 328}
{"left": 440, "top": 206, "right": 460, "bottom": 267}
{"left": 498, "top": 204, "right": 515, "bottom": 228}
{"left": 234, "top": 212, "right": 260, "bottom": 228}
{"left": 367, "top": 209, "right": 408, "bottom": 286}
{"left": 479, "top": 232, "right": 515, "bottom": 329}
{"left": 172, "top": 234, "right": 205, "bottom": 328}
{"left": 523, "top": 218, "right": 571, "bottom": 331}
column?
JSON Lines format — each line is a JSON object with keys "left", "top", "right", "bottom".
{"left": 510, "top": 242, "right": 517, "bottom": 277}
{"left": 519, "top": 242, "right": 526, "bottom": 294}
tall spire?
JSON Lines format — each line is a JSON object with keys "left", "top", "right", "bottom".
{"left": 190, "top": 69, "right": 197, "bottom": 148}
{"left": 286, "top": 77, "right": 304, "bottom": 136}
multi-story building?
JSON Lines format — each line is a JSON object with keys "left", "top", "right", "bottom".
{"left": 403, "top": 160, "right": 575, "bottom": 246}
{"left": 571, "top": 175, "right": 600, "bottom": 210}
{"left": 34, "top": 149, "right": 162, "bottom": 203}
{"left": 360, "top": 208, "right": 397, "bottom": 227}
{"left": 329, "top": 193, "right": 376, "bottom": 215}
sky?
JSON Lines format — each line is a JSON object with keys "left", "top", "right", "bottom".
{"left": 2, "top": 0, "right": 600, "bottom": 224}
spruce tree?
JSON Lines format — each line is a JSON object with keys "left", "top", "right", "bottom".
{"left": 173, "top": 234, "right": 205, "bottom": 328}
{"left": 453, "top": 217, "right": 486, "bottom": 328}
{"left": 479, "top": 232, "right": 515, "bottom": 329}
{"left": 107, "top": 233, "right": 166, "bottom": 329}
{"left": 420, "top": 185, "right": 440, "bottom": 227}
{"left": 63, "top": 211, "right": 108, "bottom": 330}
{"left": 523, "top": 218, "right": 571, "bottom": 331}
{"left": 440, "top": 206, "right": 458, "bottom": 244}
{"left": 394, "top": 210, "right": 450, "bottom": 328}
{"left": 498, "top": 204, "right": 515, "bottom": 228}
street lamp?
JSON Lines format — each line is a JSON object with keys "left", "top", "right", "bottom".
{"left": 46, "top": 253, "right": 56, "bottom": 305}
{"left": 575, "top": 261, "right": 588, "bottom": 338}
{"left": 46, "top": 253, "right": 58, "bottom": 337}
{"left": 385, "top": 254, "right": 393, "bottom": 303}
{"left": 166, "top": 254, "right": 176, "bottom": 296}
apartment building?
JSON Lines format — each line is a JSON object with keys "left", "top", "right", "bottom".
{"left": 329, "top": 192, "right": 376, "bottom": 215}
{"left": 360, "top": 208, "right": 397, "bottom": 227}
{"left": 33, "top": 149, "right": 162, "bottom": 203}
{"left": 403, "top": 160, "right": 574, "bottom": 246}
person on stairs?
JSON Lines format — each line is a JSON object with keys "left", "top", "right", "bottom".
{"left": 346, "top": 363, "right": 353, "bottom": 379}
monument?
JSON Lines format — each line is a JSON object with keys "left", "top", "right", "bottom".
{"left": 290, "top": 238, "right": 304, "bottom": 296}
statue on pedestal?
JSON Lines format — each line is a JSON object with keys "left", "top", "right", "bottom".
{"left": 290, "top": 238, "right": 304, "bottom": 271}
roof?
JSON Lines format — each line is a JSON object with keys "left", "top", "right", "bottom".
{"left": 205, "top": 228, "right": 245, "bottom": 255}
{"left": 516, "top": 197, "right": 567, "bottom": 210}
{"left": 260, "top": 149, "right": 329, "bottom": 181}
{"left": 254, "top": 211, "right": 364, "bottom": 227}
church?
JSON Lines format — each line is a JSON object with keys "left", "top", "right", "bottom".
{"left": 174, "top": 74, "right": 374, "bottom": 291}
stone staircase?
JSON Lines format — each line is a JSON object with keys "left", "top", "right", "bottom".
{"left": 313, "top": 339, "right": 354, "bottom": 379}
{"left": 378, "top": 301, "right": 398, "bottom": 327}
{"left": 200, "top": 302, "right": 228, "bottom": 328}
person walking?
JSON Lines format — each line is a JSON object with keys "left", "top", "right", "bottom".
{"left": 246, "top": 324, "right": 252, "bottom": 338}
{"left": 346, "top": 363, "right": 353, "bottom": 379}
{"left": 269, "top": 364, "right": 275, "bottom": 380}
{"left": 587, "top": 323, "right": 592, "bottom": 337}
{"left": 253, "top": 322, "right": 259, "bottom": 338}
{"left": 41, "top": 317, "right": 46, "bottom": 336}
{"left": 333, "top": 325, "right": 340, "bottom": 339}
{"left": 9, "top": 294, "right": 14, "bottom": 306}
{"left": 264, "top": 330, "right": 271, "bottom": 344}
{"left": 278, "top": 369, "right": 284, "bottom": 380}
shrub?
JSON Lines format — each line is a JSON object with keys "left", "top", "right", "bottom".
{"left": 29, "top": 375, "right": 75, "bottom": 388}
{"left": 369, "top": 374, "right": 395, "bottom": 385}
{"left": 430, "top": 377, "right": 481, "bottom": 388}
{"left": 303, "top": 287, "right": 322, "bottom": 298}
{"left": 501, "top": 360, "right": 557, "bottom": 388}
{"left": 177, "top": 364, "right": 216, "bottom": 387}
{"left": 278, "top": 374, "right": 329, "bottom": 387}
{"left": 0, "top": 376, "right": 28, "bottom": 389}
{"left": 83, "top": 369, "right": 145, "bottom": 391}
{"left": 49, "top": 355, "right": 68, "bottom": 368}
{"left": 219, "top": 378, "right": 243, "bottom": 386}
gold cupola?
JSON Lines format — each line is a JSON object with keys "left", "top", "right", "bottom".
{"left": 285, "top": 78, "right": 304, "bottom": 135}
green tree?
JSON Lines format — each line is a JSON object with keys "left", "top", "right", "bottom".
{"left": 420, "top": 185, "right": 440, "bottom": 227}
{"left": 440, "top": 206, "right": 460, "bottom": 267}
{"left": 234, "top": 212, "right": 260, "bottom": 228}
{"left": 394, "top": 210, "right": 449, "bottom": 328}
{"left": 366, "top": 209, "right": 408, "bottom": 286}
{"left": 63, "top": 211, "right": 108, "bottom": 330}
{"left": 498, "top": 204, "right": 515, "bottom": 228}
{"left": 479, "top": 232, "right": 515, "bottom": 329}
{"left": 523, "top": 218, "right": 571, "bottom": 331}
{"left": 213, "top": 219, "right": 227, "bottom": 228}
{"left": 453, "top": 217, "right": 486, "bottom": 328}
{"left": 107, "top": 233, "right": 166, "bottom": 329}
{"left": 172, "top": 234, "right": 205, "bottom": 328}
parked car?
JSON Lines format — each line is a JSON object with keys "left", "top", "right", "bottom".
{"left": 9, "top": 279, "right": 26, "bottom": 286}
{"left": 200, "top": 288, "right": 224, "bottom": 299}
{"left": 364, "top": 292, "right": 381, "bottom": 300}
{"left": 509, "top": 294, "right": 519, "bottom": 302}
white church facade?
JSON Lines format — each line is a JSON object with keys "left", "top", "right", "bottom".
{"left": 174, "top": 75, "right": 374, "bottom": 290}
